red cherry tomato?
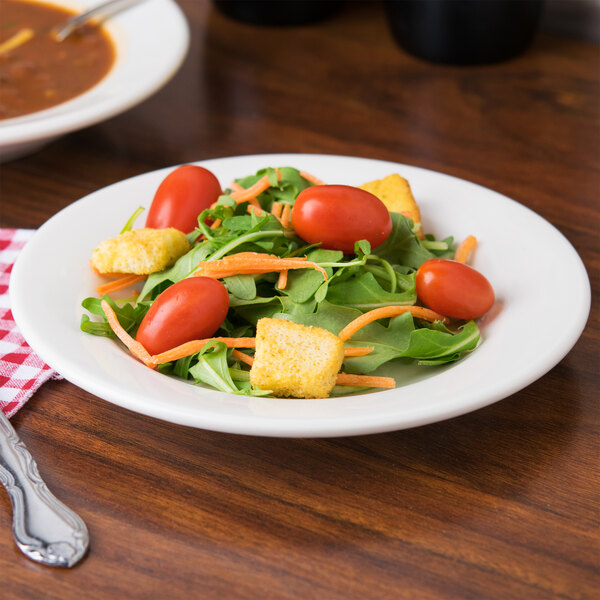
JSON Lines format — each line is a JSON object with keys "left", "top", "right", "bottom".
{"left": 291, "top": 185, "right": 392, "bottom": 254}
{"left": 145, "top": 165, "right": 222, "bottom": 233}
{"left": 415, "top": 258, "right": 495, "bottom": 320}
{"left": 136, "top": 277, "right": 229, "bottom": 355}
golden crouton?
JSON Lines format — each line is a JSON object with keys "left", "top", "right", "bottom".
{"left": 91, "top": 228, "right": 190, "bottom": 275}
{"left": 360, "top": 173, "right": 423, "bottom": 238}
{"left": 250, "top": 318, "right": 344, "bottom": 399}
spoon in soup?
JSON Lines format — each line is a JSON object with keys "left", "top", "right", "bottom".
{"left": 54, "top": 0, "right": 145, "bottom": 41}
{"left": 0, "top": 0, "right": 144, "bottom": 54}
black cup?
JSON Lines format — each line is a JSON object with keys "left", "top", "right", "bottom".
{"left": 213, "top": 0, "right": 342, "bottom": 26}
{"left": 384, "top": 0, "right": 545, "bottom": 65}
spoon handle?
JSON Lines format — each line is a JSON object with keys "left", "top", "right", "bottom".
{"left": 0, "top": 410, "right": 89, "bottom": 567}
{"left": 54, "top": 0, "right": 144, "bottom": 41}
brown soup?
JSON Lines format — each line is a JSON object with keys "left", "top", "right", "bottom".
{"left": 0, "top": 0, "right": 115, "bottom": 120}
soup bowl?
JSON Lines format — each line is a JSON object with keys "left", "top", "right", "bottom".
{"left": 0, "top": 0, "right": 189, "bottom": 162}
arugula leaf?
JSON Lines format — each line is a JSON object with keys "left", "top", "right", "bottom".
{"left": 276, "top": 301, "right": 479, "bottom": 373}
{"left": 138, "top": 243, "right": 214, "bottom": 301}
{"left": 282, "top": 249, "right": 342, "bottom": 303}
{"left": 224, "top": 275, "right": 257, "bottom": 300}
{"left": 326, "top": 271, "right": 416, "bottom": 310}
{"left": 187, "top": 342, "right": 271, "bottom": 396}
{"left": 80, "top": 296, "right": 150, "bottom": 337}
{"left": 374, "top": 212, "right": 437, "bottom": 269}
{"left": 233, "top": 167, "right": 313, "bottom": 209}
{"left": 188, "top": 342, "right": 240, "bottom": 393}
{"left": 80, "top": 314, "right": 113, "bottom": 337}
{"left": 345, "top": 317, "right": 481, "bottom": 372}
{"left": 229, "top": 295, "right": 284, "bottom": 325}
{"left": 422, "top": 234, "right": 456, "bottom": 259}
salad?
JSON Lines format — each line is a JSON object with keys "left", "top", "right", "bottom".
{"left": 81, "top": 165, "right": 494, "bottom": 399}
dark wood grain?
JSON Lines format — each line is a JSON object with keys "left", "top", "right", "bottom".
{"left": 1, "top": 1, "right": 598, "bottom": 598}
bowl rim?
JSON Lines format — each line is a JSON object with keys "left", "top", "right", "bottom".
{"left": 0, "top": 0, "right": 190, "bottom": 146}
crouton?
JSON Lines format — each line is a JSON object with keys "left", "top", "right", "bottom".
{"left": 91, "top": 228, "right": 190, "bottom": 275}
{"left": 360, "top": 173, "right": 423, "bottom": 238}
{"left": 250, "top": 318, "right": 344, "bottom": 399}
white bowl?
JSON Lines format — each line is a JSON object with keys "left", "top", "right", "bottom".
{"left": 0, "top": 0, "right": 189, "bottom": 162}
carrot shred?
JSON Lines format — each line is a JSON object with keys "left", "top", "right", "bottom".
{"left": 277, "top": 270, "right": 288, "bottom": 289}
{"left": 343, "top": 346, "right": 374, "bottom": 357}
{"left": 335, "top": 373, "right": 395, "bottom": 388}
{"left": 338, "top": 305, "right": 448, "bottom": 341}
{"left": 230, "top": 181, "right": 244, "bottom": 192}
{"left": 280, "top": 203, "right": 291, "bottom": 228}
{"left": 247, "top": 204, "right": 265, "bottom": 217}
{"left": 100, "top": 300, "right": 156, "bottom": 369}
{"left": 454, "top": 235, "right": 477, "bottom": 263}
{"left": 0, "top": 28, "right": 34, "bottom": 54}
{"left": 154, "top": 341, "right": 371, "bottom": 370}
{"left": 96, "top": 274, "right": 146, "bottom": 296}
{"left": 152, "top": 337, "right": 256, "bottom": 364}
{"left": 300, "top": 170, "right": 324, "bottom": 185}
{"left": 271, "top": 201, "right": 283, "bottom": 218}
{"left": 232, "top": 349, "right": 254, "bottom": 367}
{"left": 230, "top": 169, "right": 281, "bottom": 204}
{"left": 193, "top": 252, "right": 328, "bottom": 280}
{"left": 210, "top": 218, "right": 222, "bottom": 229}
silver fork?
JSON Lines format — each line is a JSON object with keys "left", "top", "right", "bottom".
{"left": 0, "top": 410, "right": 89, "bottom": 567}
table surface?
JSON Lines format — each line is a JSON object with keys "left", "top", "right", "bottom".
{"left": 1, "top": 1, "right": 598, "bottom": 598}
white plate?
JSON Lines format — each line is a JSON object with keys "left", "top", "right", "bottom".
{"left": 10, "top": 154, "right": 591, "bottom": 437}
{"left": 0, "top": 0, "right": 189, "bottom": 162}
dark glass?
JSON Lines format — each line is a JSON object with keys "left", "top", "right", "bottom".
{"left": 213, "top": 0, "right": 342, "bottom": 26}
{"left": 384, "top": 0, "right": 545, "bottom": 65}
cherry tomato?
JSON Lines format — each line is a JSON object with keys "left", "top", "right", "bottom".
{"left": 136, "top": 277, "right": 229, "bottom": 355}
{"left": 145, "top": 165, "right": 222, "bottom": 233}
{"left": 415, "top": 258, "right": 495, "bottom": 320}
{"left": 291, "top": 185, "right": 392, "bottom": 254}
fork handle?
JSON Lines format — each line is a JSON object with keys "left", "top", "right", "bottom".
{"left": 0, "top": 410, "right": 89, "bottom": 567}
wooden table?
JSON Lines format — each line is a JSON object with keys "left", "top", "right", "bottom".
{"left": 1, "top": 1, "right": 598, "bottom": 598}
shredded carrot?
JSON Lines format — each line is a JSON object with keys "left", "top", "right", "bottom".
{"left": 335, "top": 373, "right": 395, "bottom": 389}
{"left": 232, "top": 349, "right": 254, "bottom": 367}
{"left": 280, "top": 203, "right": 291, "bottom": 228}
{"left": 277, "top": 270, "right": 288, "bottom": 289}
{"left": 96, "top": 274, "right": 146, "bottom": 296}
{"left": 193, "top": 252, "right": 328, "bottom": 280}
{"left": 230, "top": 169, "right": 281, "bottom": 204}
{"left": 343, "top": 346, "right": 374, "bottom": 357}
{"left": 156, "top": 343, "right": 372, "bottom": 370}
{"left": 216, "top": 344, "right": 381, "bottom": 392}
{"left": 247, "top": 196, "right": 263, "bottom": 212}
{"left": 0, "top": 28, "right": 34, "bottom": 54}
{"left": 454, "top": 235, "right": 477, "bottom": 264}
{"left": 210, "top": 218, "right": 222, "bottom": 229}
{"left": 300, "top": 170, "right": 324, "bottom": 185}
{"left": 230, "top": 181, "right": 244, "bottom": 192}
{"left": 152, "top": 337, "right": 256, "bottom": 364}
{"left": 338, "top": 305, "right": 448, "bottom": 341}
{"left": 101, "top": 300, "right": 156, "bottom": 369}
{"left": 247, "top": 204, "right": 265, "bottom": 217}
{"left": 271, "top": 201, "right": 282, "bottom": 218}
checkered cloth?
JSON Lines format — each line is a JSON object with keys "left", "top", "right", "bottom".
{"left": 1, "top": 229, "right": 62, "bottom": 418}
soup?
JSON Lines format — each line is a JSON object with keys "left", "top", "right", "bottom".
{"left": 0, "top": 0, "right": 115, "bottom": 120}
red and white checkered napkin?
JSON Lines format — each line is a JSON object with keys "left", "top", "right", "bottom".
{"left": 1, "top": 229, "right": 62, "bottom": 418}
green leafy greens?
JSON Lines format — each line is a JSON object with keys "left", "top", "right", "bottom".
{"left": 81, "top": 166, "right": 481, "bottom": 397}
